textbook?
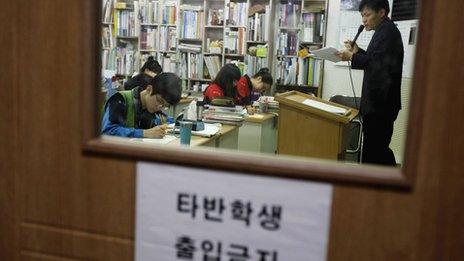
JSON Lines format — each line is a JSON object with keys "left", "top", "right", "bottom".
{"left": 310, "top": 46, "right": 341, "bottom": 62}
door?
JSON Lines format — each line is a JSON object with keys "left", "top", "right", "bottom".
{"left": 1, "top": 0, "right": 463, "bottom": 260}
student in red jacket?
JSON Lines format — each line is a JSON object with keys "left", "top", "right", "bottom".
{"left": 235, "top": 68, "right": 273, "bottom": 114}
{"left": 204, "top": 63, "right": 241, "bottom": 103}
{"left": 204, "top": 65, "right": 273, "bottom": 114}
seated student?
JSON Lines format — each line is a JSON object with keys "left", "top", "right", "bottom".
{"left": 102, "top": 72, "right": 182, "bottom": 138}
{"left": 124, "top": 56, "right": 163, "bottom": 90}
{"left": 235, "top": 68, "right": 273, "bottom": 114}
{"left": 203, "top": 63, "right": 241, "bottom": 104}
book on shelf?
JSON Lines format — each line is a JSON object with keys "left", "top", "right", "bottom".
{"left": 248, "top": 4, "right": 270, "bottom": 42}
{"left": 225, "top": 0, "right": 248, "bottom": 26}
{"left": 275, "top": 57, "right": 297, "bottom": 85}
{"left": 178, "top": 43, "right": 202, "bottom": 53}
{"left": 203, "top": 56, "right": 221, "bottom": 80}
{"left": 276, "top": 31, "right": 298, "bottom": 56}
{"left": 140, "top": 27, "right": 158, "bottom": 50}
{"left": 246, "top": 55, "right": 268, "bottom": 76}
{"left": 102, "top": 26, "right": 114, "bottom": 49}
{"left": 139, "top": 0, "right": 160, "bottom": 24}
{"left": 180, "top": 52, "right": 202, "bottom": 79}
{"left": 162, "top": 2, "right": 177, "bottom": 24}
{"left": 180, "top": 6, "right": 204, "bottom": 39}
{"left": 159, "top": 26, "right": 177, "bottom": 51}
{"left": 160, "top": 53, "right": 177, "bottom": 73}
{"left": 301, "top": 12, "right": 325, "bottom": 43}
{"left": 102, "top": 0, "right": 114, "bottom": 23}
{"left": 115, "top": 7, "right": 139, "bottom": 37}
{"left": 224, "top": 28, "right": 246, "bottom": 55}
{"left": 278, "top": 1, "right": 301, "bottom": 28}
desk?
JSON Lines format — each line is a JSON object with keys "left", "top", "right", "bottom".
{"left": 238, "top": 113, "right": 277, "bottom": 154}
{"left": 169, "top": 124, "right": 239, "bottom": 149}
{"left": 101, "top": 124, "right": 239, "bottom": 150}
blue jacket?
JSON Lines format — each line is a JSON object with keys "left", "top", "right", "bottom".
{"left": 101, "top": 87, "right": 174, "bottom": 137}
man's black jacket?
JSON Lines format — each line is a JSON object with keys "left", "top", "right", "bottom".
{"left": 352, "top": 18, "right": 404, "bottom": 118}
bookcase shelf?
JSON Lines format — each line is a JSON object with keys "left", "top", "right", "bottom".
{"left": 272, "top": 0, "right": 328, "bottom": 97}
{"left": 101, "top": 0, "right": 275, "bottom": 93}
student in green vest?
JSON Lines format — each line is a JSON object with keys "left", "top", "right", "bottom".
{"left": 101, "top": 72, "right": 181, "bottom": 138}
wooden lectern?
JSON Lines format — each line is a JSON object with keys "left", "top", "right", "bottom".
{"left": 275, "top": 91, "right": 358, "bottom": 160}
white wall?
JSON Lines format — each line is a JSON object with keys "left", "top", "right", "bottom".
{"left": 322, "top": 0, "right": 414, "bottom": 164}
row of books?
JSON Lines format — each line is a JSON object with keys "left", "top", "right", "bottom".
{"left": 224, "top": 28, "right": 246, "bottom": 55}
{"left": 178, "top": 43, "right": 202, "bottom": 53}
{"left": 140, "top": 27, "right": 159, "bottom": 50}
{"left": 139, "top": 0, "right": 160, "bottom": 24}
{"left": 115, "top": 9, "right": 138, "bottom": 37}
{"left": 162, "top": 2, "right": 177, "bottom": 24}
{"left": 275, "top": 56, "right": 323, "bottom": 87}
{"left": 297, "top": 57, "right": 323, "bottom": 87}
{"left": 180, "top": 52, "right": 202, "bottom": 79}
{"left": 247, "top": 5, "right": 271, "bottom": 42}
{"left": 301, "top": 12, "right": 325, "bottom": 43}
{"left": 159, "top": 26, "right": 177, "bottom": 51}
{"left": 159, "top": 53, "right": 178, "bottom": 73}
{"left": 202, "top": 105, "right": 245, "bottom": 126}
{"left": 276, "top": 31, "right": 298, "bottom": 56}
{"left": 275, "top": 57, "right": 298, "bottom": 85}
{"left": 225, "top": 1, "right": 248, "bottom": 26}
{"left": 278, "top": 2, "right": 301, "bottom": 28}
{"left": 246, "top": 56, "right": 268, "bottom": 76}
{"left": 102, "top": 0, "right": 114, "bottom": 23}
{"left": 102, "top": 27, "right": 114, "bottom": 49}
{"left": 102, "top": 48, "right": 138, "bottom": 76}
{"left": 204, "top": 55, "right": 222, "bottom": 79}
{"left": 179, "top": 8, "right": 205, "bottom": 39}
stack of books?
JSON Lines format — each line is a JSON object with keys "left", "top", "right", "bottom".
{"left": 202, "top": 105, "right": 245, "bottom": 125}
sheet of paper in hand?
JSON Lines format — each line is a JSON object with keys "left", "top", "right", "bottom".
{"left": 311, "top": 46, "right": 342, "bottom": 62}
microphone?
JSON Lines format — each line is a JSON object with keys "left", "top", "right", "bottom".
{"left": 351, "top": 25, "right": 365, "bottom": 46}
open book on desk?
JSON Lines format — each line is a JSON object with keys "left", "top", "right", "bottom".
{"left": 310, "top": 46, "right": 341, "bottom": 63}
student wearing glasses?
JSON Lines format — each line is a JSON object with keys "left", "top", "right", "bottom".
{"left": 101, "top": 73, "right": 182, "bottom": 138}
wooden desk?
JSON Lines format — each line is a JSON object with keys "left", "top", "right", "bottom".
{"left": 169, "top": 124, "right": 239, "bottom": 149}
{"left": 238, "top": 113, "right": 277, "bottom": 154}
{"left": 101, "top": 124, "right": 239, "bottom": 149}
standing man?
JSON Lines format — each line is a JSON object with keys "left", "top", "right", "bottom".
{"left": 338, "top": 0, "right": 403, "bottom": 166}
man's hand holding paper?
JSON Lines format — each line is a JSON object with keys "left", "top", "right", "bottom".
{"left": 335, "top": 40, "right": 360, "bottom": 61}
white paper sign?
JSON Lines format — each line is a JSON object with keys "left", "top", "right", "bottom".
{"left": 136, "top": 162, "right": 333, "bottom": 261}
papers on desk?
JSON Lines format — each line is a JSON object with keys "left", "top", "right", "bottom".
{"left": 310, "top": 46, "right": 341, "bottom": 63}
{"left": 129, "top": 135, "right": 177, "bottom": 144}
{"left": 167, "top": 123, "right": 221, "bottom": 137}
{"left": 192, "top": 123, "right": 221, "bottom": 137}
{"left": 302, "top": 99, "right": 348, "bottom": 115}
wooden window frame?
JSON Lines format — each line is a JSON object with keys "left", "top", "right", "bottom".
{"left": 84, "top": 1, "right": 429, "bottom": 190}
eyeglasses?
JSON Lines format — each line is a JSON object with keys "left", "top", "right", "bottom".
{"left": 155, "top": 95, "right": 170, "bottom": 109}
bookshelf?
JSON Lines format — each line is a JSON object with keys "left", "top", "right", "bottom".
{"left": 273, "top": 0, "right": 328, "bottom": 97}
{"left": 102, "top": 0, "right": 274, "bottom": 95}
{"left": 101, "top": 0, "right": 274, "bottom": 94}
